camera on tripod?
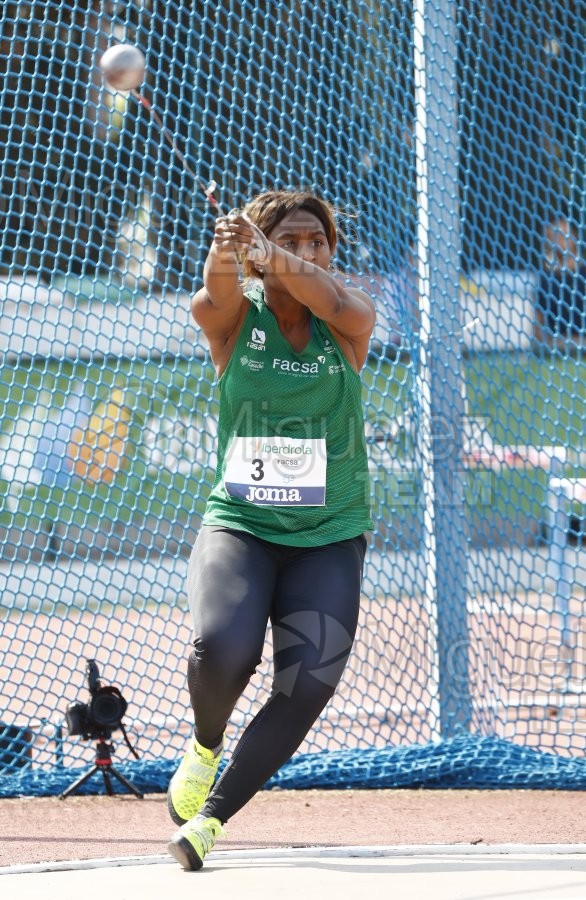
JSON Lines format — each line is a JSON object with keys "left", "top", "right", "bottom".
{"left": 65, "top": 658, "right": 128, "bottom": 740}
{"left": 60, "top": 658, "right": 142, "bottom": 800}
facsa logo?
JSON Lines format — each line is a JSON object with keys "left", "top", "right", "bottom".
{"left": 272, "top": 358, "right": 319, "bottom": 375}
{"left": 247, "top": 328, "right": 266, "bottom": 351}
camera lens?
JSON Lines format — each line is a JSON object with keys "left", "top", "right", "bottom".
{"left": 90, "top": 688, "right": 126, "bottom": 728}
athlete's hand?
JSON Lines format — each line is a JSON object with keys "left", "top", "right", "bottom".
{"left": 211, "top": 216, "right": 241, "bottom": 258}
{"left": 213, "top": 214, "right": 272, "bottom": 267}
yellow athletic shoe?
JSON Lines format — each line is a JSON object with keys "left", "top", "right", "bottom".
{"left": 167, "top": 814, "right": 226, "bottom": 871}
{"left": 167, "top": 737, "right": 223, "bottom": 826}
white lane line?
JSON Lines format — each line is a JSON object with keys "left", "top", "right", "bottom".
{"left": 1, "top": 843, "right": 586, "bottom": 875}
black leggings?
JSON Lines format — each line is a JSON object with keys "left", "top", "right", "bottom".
{"left": 186, "top": 525, "right": 366, "bottom": 824}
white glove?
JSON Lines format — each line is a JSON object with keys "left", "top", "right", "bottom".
{"left": 242, "top": 214, "right": 272, "bottom": 267}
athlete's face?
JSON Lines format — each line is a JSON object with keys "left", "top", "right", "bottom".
{"left": 268, "top": 210, "right": 333, "bottom": 270}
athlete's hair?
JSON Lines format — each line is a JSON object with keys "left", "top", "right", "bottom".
{"left": 241, "top": 189, "right": 338, "bottom": 281}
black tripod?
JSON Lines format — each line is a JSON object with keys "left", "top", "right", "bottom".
{"left": 59, "top": 738, "right": 143, "bottom": 800}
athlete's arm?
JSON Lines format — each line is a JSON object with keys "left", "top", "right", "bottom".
{"left": 191, "top": 217, "right": 247, "bottom": 341}
{"left": 224, "top": 215, "right": 375, "bottom": 342}
{"left": 270, "top": 251, "right": 375, "bottom": 340}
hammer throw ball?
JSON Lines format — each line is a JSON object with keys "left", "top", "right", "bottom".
{"left": 99, "top": 44, "right": 146, "bottom": 92}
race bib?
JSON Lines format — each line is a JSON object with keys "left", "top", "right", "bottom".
{"left": 224, "top": 435, "right": 327, "bottom": 506}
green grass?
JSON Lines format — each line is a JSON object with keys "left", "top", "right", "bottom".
{"left": 0, "top": 351, "right": 584, "bottom": 534}
{"left": 465, "top": 351, "right": 586, "bottom": 447}
{"left": 366, "top": 350, "right": 586, "bottom": 533}
{"left": 364, "top": 350, "right": 586, "bottom": 448}
{"left": 0, "top": 357, "right": 218, "bottom": 528}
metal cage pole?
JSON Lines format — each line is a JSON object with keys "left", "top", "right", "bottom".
{"left": 413, "top": 0, "right": 471, "bottom": 735}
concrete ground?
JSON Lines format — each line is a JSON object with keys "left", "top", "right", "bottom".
{"left": 2, "top": 846, "right": 586, "bottom": 900}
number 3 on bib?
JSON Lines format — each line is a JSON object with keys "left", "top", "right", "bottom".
{"left": 224, "top": 436, "right": 327, "bottom": 506}
{"left": 251, "top": 458, "right": 264, "bottom": 482}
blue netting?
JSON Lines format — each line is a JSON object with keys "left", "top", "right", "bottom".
{"left": 2, "top": 735, "right": 585, "bottom": 798}
{"left": 0, "top": 0, "right": 585, "bottom": 798}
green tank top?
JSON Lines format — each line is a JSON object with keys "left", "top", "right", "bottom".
{"left": 203, "top": 286, "right": 373, "bottom": 546}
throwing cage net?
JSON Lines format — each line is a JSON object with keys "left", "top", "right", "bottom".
{"left": 0, "top": 1, "right": 585, "bottom": 796}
